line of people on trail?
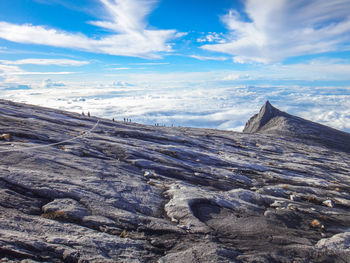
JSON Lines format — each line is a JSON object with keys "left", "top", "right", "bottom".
{"left": 81, "top": 111, "right": 132, "bottom": 123}
{"left": 81, "top": 112, "right": 174, "bottom": 127}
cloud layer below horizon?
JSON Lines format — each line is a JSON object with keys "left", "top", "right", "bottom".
{"left": 1, "top": 82, "right": 349, "bottom": 133}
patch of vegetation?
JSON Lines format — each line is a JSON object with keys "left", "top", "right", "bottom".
{"left": 41, "top": 211, "right": 67, "bottom": 221}
{"left": 310, "top": 219, "right": 322, "bottom": 228}
{"left": 301, "top": 195, "right": 323, "bottom": 205}
{"left": 0, "top": 133, "right": 11, "bottom": 141}
{"left": 58, "top": 145, "right": 66, "bottom": 151}
{"left": 120, "top": 229, "right": 128, "bottom": 238}
{"left": 101, "top": 146, "right": 127, "bottom": 161}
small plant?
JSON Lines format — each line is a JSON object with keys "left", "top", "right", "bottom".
{"left": 120, "top": 230, "right": 127, "bottom": 238}
{"left": 151, "top": 172, "right": 158, "bottom": 179}
{"left": 41, "top": 211, "right": 67, "bottom": 221}
{"left": 58, "top": 145, "right": 66, "bottom": 151}
{"left": 302, "top": 195, "right": 322, "bottom": 205}
{"left": 0, "top": 133, "right": 11, "bottom": 141}
{"left": 311, "top": 219, "right": 321, "bottom": 228}
{"left": 147, "top": 180, "right": 157, "bottom": 186}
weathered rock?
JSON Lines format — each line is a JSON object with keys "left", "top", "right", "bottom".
{"left": 316, "top": 232, "right": 350, "bottom": 259}
{"left": 1, "top": 99, "right": 350, "bottom": 262}
{"left": 158, "top": 241, "right": 239, "bottom": 263}
{"left": 322, "top": 199, "right": 334, "bottom": 208}
{"left": 42, "top": 198, "right": 90, "bottom": 221}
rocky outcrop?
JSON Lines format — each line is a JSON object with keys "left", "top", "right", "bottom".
{"left": 244, "top": 101, "right": 350, "bottom": 153}
{"left": 1, "top": 99, "right": 350, "bottom": 262}
{"left": 243, "top": 101, "right": 288, "bottom": 133}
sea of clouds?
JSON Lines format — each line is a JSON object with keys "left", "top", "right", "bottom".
{"left": 1, "top": 83, "right": 349, "bottom": 132}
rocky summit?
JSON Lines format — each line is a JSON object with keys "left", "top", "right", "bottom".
{"left": 0, "top": 99, "right": 350, "bottom": 263}
{"left": 243, "top": 101, "right": 350, "bottom": 153}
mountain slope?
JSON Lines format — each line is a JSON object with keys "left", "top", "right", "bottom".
{"left": 244, "top": 101, "right": 350, "bottom": 153}
{"left": 0, "top": 99, "right": 350, "bottom": 262}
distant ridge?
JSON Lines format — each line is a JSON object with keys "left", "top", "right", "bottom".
{"left": 243, "top": 101, "right": 350, "bottom": 153}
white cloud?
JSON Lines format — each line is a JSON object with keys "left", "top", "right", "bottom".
{"left": 111, "top": 68, "right": 131, "bottom": 70}
{"left": 7, "top": 71, "right": 75, "bottom": 76}
{"left": 102, "top": 59, "right": 350, "bottom": 85}
{"left": 130, "top": 62, "right": 169, "bottom": 65}
{"left": 2, "top": 71, "right": 350, "bottom": 132}
{"left": 249, "top": 60, "right": 350, "bottom": 81}
{"left": 223, "top": 73, "right": 250, "bottom": 81}
{"left": 197, "top": 32, "right": 224, "bottom": 43}
{"left": 42, "top": 79, "right": 65, "bottom": 88}
{"left": 0, "top": 59, "right": 89, "bottom": 66}
{"left": 190, "top": 55, "right": 228, "bottom": 61}
{"left": 202, "top": 0, "right": 350, "bottom": 63}
{"left": 2, "top": 84, "right": 31, "bottom": 91}
{"left": 0, "top": 0, "right": 181, "bottom": 58}
{"left": 112, "top": 81, "right": 134, "bottom": 87}
{"left": 208, "top": 60, "right": 350, "bottom": 83}
{"left": 0, "top": 64, "right": 23, "bottom": 75}
{"left": 276, "top": 60, "right": 350, "bottom": 81}
{"left": 0, "top": 64, "right": 24, "bottom": 82}
{"left": 0, "top": 63, "right": 77, "bottom": 84}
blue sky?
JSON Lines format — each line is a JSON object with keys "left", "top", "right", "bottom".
{"left": 0, "top": 0, "right": 350, "bottom": 131}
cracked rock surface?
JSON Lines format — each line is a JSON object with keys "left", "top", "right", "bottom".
{"left": 1, "top": 99, "right": 350, "bottom": 262}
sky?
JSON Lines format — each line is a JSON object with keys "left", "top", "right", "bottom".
{"left": 0, "top": 0, "right": 350, "bottom": 132}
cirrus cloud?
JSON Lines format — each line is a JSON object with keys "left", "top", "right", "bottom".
{"left": 189, "top": 55, "right": 228, "bottom": 61}
{"left": 202, "top": 0, "right": 350, "bottom": 63}
{"left": 0, "top": 63, "right": 77, "bottom": 83}
{"left": 0, "top": 0, "right": 181, "bottom": 59}
{"left": 0, "top": 58, "right": 89, "bottom": 66}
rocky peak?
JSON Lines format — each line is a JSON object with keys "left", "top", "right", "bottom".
{"left": 243, "top": 100, "right": 350, "bottom": 153}
{"left": 243, "top": 100, "right": 287, "bottom": 133}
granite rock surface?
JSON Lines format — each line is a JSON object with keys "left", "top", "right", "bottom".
{"left": 1, "top": 99, "right": 350, "bottom": 262}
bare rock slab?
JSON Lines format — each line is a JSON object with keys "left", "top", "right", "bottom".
{"left": 1, "top": 99, "right": 350, "bottom": 262}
